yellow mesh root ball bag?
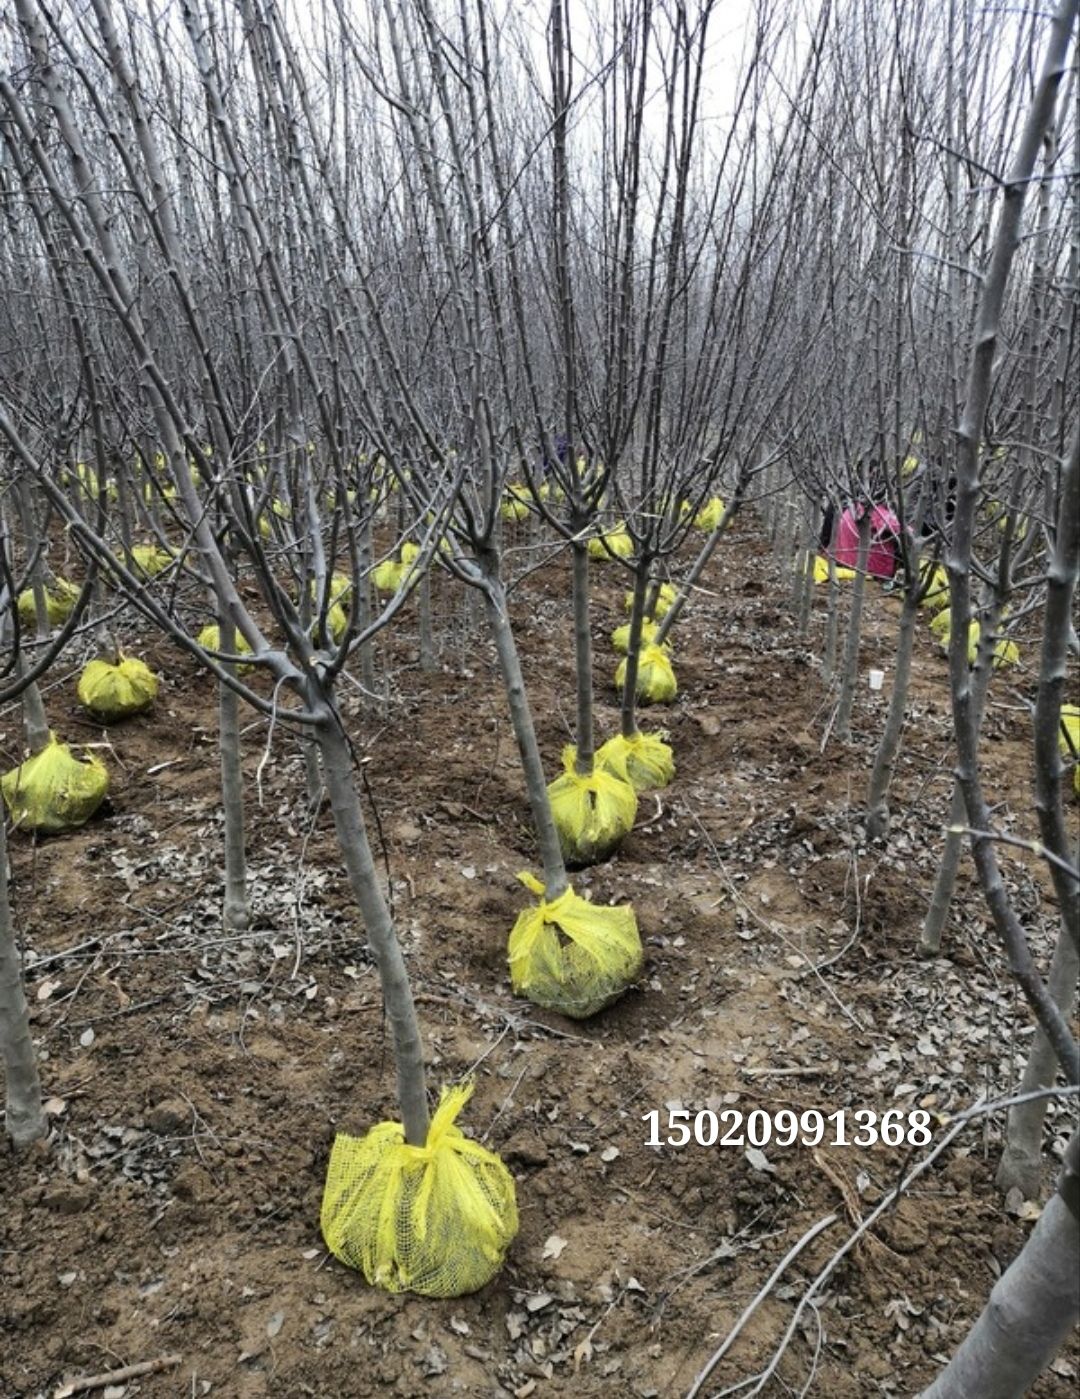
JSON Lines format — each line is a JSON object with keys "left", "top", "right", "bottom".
{"left": 320, "top": 1082, "right": 517, "bottom": 1297}
{"left": 547, "top": 746, "right": 637, "bottom": 864}
{"left": 500, "top": 486, "right": 531, "bottom": 522}
{"left": 325, "top": 602, "right": 349, "bottom": 642}
{"left": 128, "top": 545, "right": 173, "bottom": 578}
{"left": 508, "top": 871, "right": 643, "bottom": 1019}
{"left": 611, "top": 618, "right": 658, "bottom": 654}
{"left": 197, "top": 624, "right": 255, "bottom": 674}
{"left": 258, "top": 499, "right": 292, "bottom": 538}
{"left": 16, "top": 578, "right": 80, "bottom": 627}
{"left": 2, "top": 735, "right": 108, "bottom": 834}
{"left": 310, "top": 572, "right": 353, "bottom": 609}
{"left": 1059, "top": 705, "right": 1080, "bottom": 757}
{"left": 624, "top": 582, "right": 677, "bottom": 620}
{"left": 694, "top": 497, "right": 726, "bottom": 530}
{"left": 935, "top": 618, "right": 1019, "bottom": 669}
{"left": 929, "top": 607, "right": 952, "bottom": 640}
{"left": 596, "top": 730, "right": 674, "bottom": 792}
{"left": 588, "top": 525, "right": 633, "bottom": 561}
{"left": 615, "top": 644, "right": 677, "bottom": 703}
{"left": 78, "top": 656, "right": 158, "bottom": 720}
{"left": 919, "top": 563, "right": 949, "bottom": 611}
{"left": 398, "top": 542, "right": 422, "bottom": 590}
{"left": 373, "top": 544, "right": 421, "bottom": 594}
{"left": 372, "top": 557, "right": 403, "bottom": 592}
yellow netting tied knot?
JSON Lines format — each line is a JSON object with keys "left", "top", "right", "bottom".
{"left": 2, "top": 734, "right": 108, "bottom": 834}
{"left": 611, "top": 618, "right": 658, "bottom": 654}
{"left": 547, "top": 746, "right": 637, "bottom": 865}
{"left": 16, "top": 577, "right": 80, "bottom": 627}
{"left": 197, "top": 623, "right": 255, "bottom": 674}
{"left": 320, "top": 1082, "right": 518, "bottom": 1298}
{"left": 588, "top": 525, "right": 633, "bottom": 560}
{"left": 595, "top": 730, "right": 675, "bottom": 792}
{"left": 78, "top": 656, "right": 158, "bottom": 721}
{"left": 625, "top": 582, "right": 677, "bottom": 619}
{"left": 508, "top": 871, "right": 643, "bottom": 1019}
{"left": 615, "top": 644, "right": 677, "bottom": 704}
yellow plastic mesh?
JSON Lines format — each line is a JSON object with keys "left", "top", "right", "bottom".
{"left": 588, "top": 525, "right": 633, "bottom": 560}
{"left": 611, "top": 618, "right": 658, "bottom": 654}
{"left": 128, "top": 545, "right": 173, "bottom": 578}
{"left": 197, "top": 624, "right": 255, "bottom": 674}
{"left": 320, "top": 1083, "right": 518, "bottom": 1298}
{"left": 508, "top": 871, "right": 643, "bottom": 1019}
{"left": 1059, "top": 706, "right": 1080, "bottom": 798}
{"left": 615, "top": 644, "right": 677, "bottom": 704}
{"left": 372, "top": 557, "right": 402, "bottom": 592}
{"left": 16, "top": 578, "right": 80, "bottom": 627}
{"left": 372, "top": 543, "right": 421, "bottom": 593}
{"left": 258, "top": 498, "right": 292, "bottom": 538}
{"left": 812, "top": 556, "right": 856, "bottom": 584}
{"left": 1059, "top": 705, "right": 1080, "bottom": 757}
{"left": 1, "top": 734, "right": 108, "bottom": 834}
{"left": 624, "top": 582, "right": 677, "bottom": 620}
{"left": 77, "top": 656, "right": 158, "bottom": 721}
{"left": 596, "top": 730, "right": 675, "bottom": 792}
{"left": 500, "top": 485, "right": 531, "bottom": 522}
{"left": 934, "top": 617, "right": 1019, "bottom": 669}
{"left": 547, "top": 746, "right": 637, "bottom": 864}
{"left": 693, "top": 497, "right": 726, "bottom": 531}
{"left": 919, "top": 562, "right": 949, "bottom": 611}
{"left": 929, "top": 607, "right": 952, "bottom": 639}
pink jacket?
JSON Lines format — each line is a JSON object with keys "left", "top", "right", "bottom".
{"left": 833, "top": 504, "right": 901, "bottom": 579}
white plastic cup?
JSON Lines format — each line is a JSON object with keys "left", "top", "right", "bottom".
{"left": 868, "top": 669, "right": 885, "bottom": 691}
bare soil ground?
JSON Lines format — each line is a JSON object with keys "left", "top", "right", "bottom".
{"left": 1, "top": 515, "right": 1077, "bottom": 1399}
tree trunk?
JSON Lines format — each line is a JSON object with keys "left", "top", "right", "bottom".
{"left": 418, "top": 569, "right": 435, "bottom": 673}
{"left": 571, "top": 539, "right": 595, "bottom": 773}
{"left": 0, "top": 815, "right": 45, "bottom": 1146}
{"left": 996, "top": 926, "right": 1080, "bottom": 1197}
{"left": 621, "top": 563, "right": 651, "bottom": 739}
{"left": 866, "top": 590, "right": 918, "bottom": 839}
{"left": 217, "top": 612, "right": 250, "bottom": 933}
{"left": 920, "top": 782, "right": 967, "bottom": 955}
{"left": 921, "top": 1128, "right": 1080, "bottom": 1399}
{"left": 823, "top": 557, "right": 840, "bottom": 683}
{"left": 796, "top": 519, "right": 815, "bottom": 640}
{"left": 316, "top": 716, "right": 429, "bottom": 1146}
{"left": 480, "top": 572, "right": 569, "bottom": 899}
{"left": 17, "top": 663, "right": 50, "bottom": 756}
{"left": 654, "top": 499, "right": 736, "bottom": 647}
{"left": 357, "top": 516, "right": 378, "bottom": 702}
{"left": 920, "top": 629, "right": 999, "bottom": 954}
{"left": 834, "top": 507, "right": 873, "bottom": 741}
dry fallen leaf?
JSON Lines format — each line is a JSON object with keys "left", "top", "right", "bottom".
{"left": 542, "top": 1234, "right": 568, "bottom": 1261}
{"left": 574, "top": 1337, "right": 594, "bottom": 1372}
